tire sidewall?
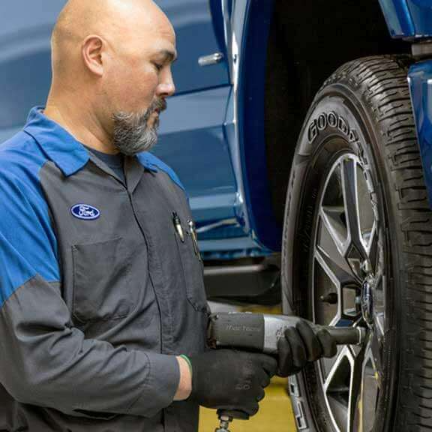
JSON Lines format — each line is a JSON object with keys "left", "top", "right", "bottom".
{"left": 282, "top": 83, "right": 400, "bottom": 432}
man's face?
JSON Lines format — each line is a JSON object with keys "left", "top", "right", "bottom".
{"left": 103, "top": 12, "right": 177, "bottom": 155}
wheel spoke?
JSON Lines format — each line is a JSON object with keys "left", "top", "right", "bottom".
{"left": 320, "top": 161, "right": 348, "bottom": 257}
{"left": 369, "top": 331, "right": 383, "bottom": 376}
{"left": 341, "top": 158, "right": 368, "bottom": 266}
{"left": 320, "top": 345, "right": 344, "bottom": 382}
{"left": 356, "top": 163, "right": 377, "bottom": 254}
{"left": 341, "top": 159, "right": 361, "bottom": 247}
{"left": 352, "top": 338, "right": 380, "bottom": 432}
{"left": 348, "top": 340, "right": 366, "bottom": 431}
{"left": 372, "top": 274, "right": 385, "bottom": 339}
{"left": 367, "top": 222, "right": 378, "bottom": 265}
{"left": 316, "top": 246, "right": 358, "bottom": 288}
{"left": 323, "top": 347, "right": 354, "bottom": 431}
{"left": 320, "top": 205, "right": 347, "bottom": 258}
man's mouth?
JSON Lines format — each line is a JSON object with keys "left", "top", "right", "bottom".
{"left": 149, "top": 100, "right": 166, "bottom": 118}
{"left": 156, "top": 100, "right": 167, "bottom": 113}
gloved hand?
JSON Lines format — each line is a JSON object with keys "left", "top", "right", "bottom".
{"left": 188, "top": 349, "right": 277, "bottom": 417}
{"left": 277, "top": 319, "right": 337, "bottom": 377}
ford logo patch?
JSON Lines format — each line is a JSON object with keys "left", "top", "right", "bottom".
{"left": 71, "top": 204, "right": 100, "bottom": 220}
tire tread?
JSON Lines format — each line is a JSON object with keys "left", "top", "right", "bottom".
{"left": 336, "top": 56, "right": 432, "bottom": 431}
{"left": 292, "top": 55, "right": 432, "bottom": 431}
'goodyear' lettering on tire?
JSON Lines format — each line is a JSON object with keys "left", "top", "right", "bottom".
{"left": 308, "top": 111, "right": 358, "bottom": 144}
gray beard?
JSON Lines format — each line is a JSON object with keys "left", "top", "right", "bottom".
{"left": 112, "top": 105, "right": 160, "bottom": 156}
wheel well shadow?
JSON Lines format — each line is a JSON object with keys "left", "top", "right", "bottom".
{"left": 264, "top": 0, "right": 409, "bottom": 224}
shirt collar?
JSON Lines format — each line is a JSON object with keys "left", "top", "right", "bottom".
{"left": 24, "top": 106, "right": 90, "bottom": 177}
{"left": 23, "top": 106, "right": 159, "bottom": 177}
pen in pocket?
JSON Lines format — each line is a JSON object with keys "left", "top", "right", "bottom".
{"left": 172, "top": 212, "right": 185, "bottom": 242}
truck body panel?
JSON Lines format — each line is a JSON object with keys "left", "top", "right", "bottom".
{"left": 379, "top": 0, "right": 432, "bottom": 38}
{"left": 408, "top": 61, "right": 432, "bottom": 207}
{"left": 4, "top": 0, "right": 432, "bottom": 268}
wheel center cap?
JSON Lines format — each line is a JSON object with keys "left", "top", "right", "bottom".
{"left": 361, "top": 279, "right": 374, "bottom": 325}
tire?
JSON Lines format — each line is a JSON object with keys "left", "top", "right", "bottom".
{"left": 281, "top": 56, "right": 432, "bottom": 432}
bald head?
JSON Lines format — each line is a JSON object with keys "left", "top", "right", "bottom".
{"left": 52, "top": 0, "right": 174, "bottom": 79}
{"left": 46, "top": 0, "right": 177, "bottom": 155}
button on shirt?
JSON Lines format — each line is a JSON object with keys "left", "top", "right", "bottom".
{"left": 0, "top": 107, "right": 209, "bottom": 432}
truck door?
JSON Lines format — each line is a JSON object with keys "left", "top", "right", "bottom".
{"left": 153, "top": 0, "right": 238, "bottom": 232}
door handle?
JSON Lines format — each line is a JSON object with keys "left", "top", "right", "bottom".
{"left": 198, "top": 52, "right": 224, "bottom": 67}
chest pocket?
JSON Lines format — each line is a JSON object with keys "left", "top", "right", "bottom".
{"left": 157, "top": 171, "right": 209, "bottom": 313}
{"left": 174, "top": 222, "right": 208, "bottom": 313}
{"left": 71, "top": 237, "right": 134, "bottom": 322}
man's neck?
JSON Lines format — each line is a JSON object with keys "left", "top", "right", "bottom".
{"left": 44, "top": 97, "right": 118, "bottom": 154}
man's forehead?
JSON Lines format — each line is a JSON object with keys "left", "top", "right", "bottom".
{"left": 138, "top": 18, "right": 176, "bottom": 52}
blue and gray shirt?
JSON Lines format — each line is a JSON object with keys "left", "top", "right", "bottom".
{"left": 0, "top": 107, "right": 208, "bottom": 432}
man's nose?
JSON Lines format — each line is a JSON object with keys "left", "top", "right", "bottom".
{"left": 157, "top": 70, "right": 176, "bottom": 98}
{"left": 157, "top": 82, "right": 176, "bottom": 98}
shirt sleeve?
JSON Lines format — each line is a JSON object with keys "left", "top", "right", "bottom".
{"left": 0, "top": 172, "right": 180, "bottom": 419}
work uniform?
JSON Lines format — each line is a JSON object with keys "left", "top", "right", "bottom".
{"left": 0, "top": 107, "right": 209, "bottom": 432}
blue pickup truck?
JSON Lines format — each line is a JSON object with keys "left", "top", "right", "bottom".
{"left": 3, "top": 1, "right": 432, "bottom": 431}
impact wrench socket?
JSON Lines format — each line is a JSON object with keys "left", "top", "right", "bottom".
{"left": 207, "top": 312, "right": 366, "bottom": 432}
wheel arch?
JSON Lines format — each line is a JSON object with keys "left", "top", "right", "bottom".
{"left": 236, "top": 0, "right": 410, "bottom": 253}
{"left": 234, "top": 0, "right": 282, "bottom": 252}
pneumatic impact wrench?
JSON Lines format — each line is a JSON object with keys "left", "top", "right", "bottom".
{"left": 207, "top": 312, "right": 366, "bottom": 432}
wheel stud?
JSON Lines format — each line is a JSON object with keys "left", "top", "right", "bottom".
{"left": 361, "top": 260, "right": 372, "bottom": 274}
{"left": 320, "top": 293, "right": 338, "bottom": 304}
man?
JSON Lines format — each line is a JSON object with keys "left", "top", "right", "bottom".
{"left": 0, "top": 0, "right": 336, "bottom": 431}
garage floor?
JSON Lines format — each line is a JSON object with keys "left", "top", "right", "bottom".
{"left": 199, "top": 303, "right": 297, "bottom": 431}
{"left": 199, "top": 376, "right": 296, "bottom": 431}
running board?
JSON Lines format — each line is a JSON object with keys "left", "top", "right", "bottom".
{"left": 204, "top": 256, "right": 281, "bottom": 305}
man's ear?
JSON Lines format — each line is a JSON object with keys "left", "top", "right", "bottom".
{"left": 82, "top": 35, "right": 104, "bottom": 77}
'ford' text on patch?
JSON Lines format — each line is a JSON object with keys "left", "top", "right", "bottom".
{"left": 71, "top": 204, "right": 101, "bottom": 220}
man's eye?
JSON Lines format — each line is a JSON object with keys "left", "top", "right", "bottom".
{"left": 153, "top": 63, "right": 163, "bottom": 71}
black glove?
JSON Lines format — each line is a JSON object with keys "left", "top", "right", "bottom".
{"left": 277, "top": 319, "right": 337, "bottom": 377}
{"left": 188, "top": 349, "right": 277, "bottom": 417}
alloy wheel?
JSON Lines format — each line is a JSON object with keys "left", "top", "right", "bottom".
{"left": 312, "top": 153, "right": 386, "bottom": 432}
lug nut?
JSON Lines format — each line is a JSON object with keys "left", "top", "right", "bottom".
{"left": 320, "top": 293, "right": 338, "bottom": 304}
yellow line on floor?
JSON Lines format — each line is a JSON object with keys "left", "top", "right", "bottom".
{"left": 199, "top": 377, "right": 297, "bottom": 432}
